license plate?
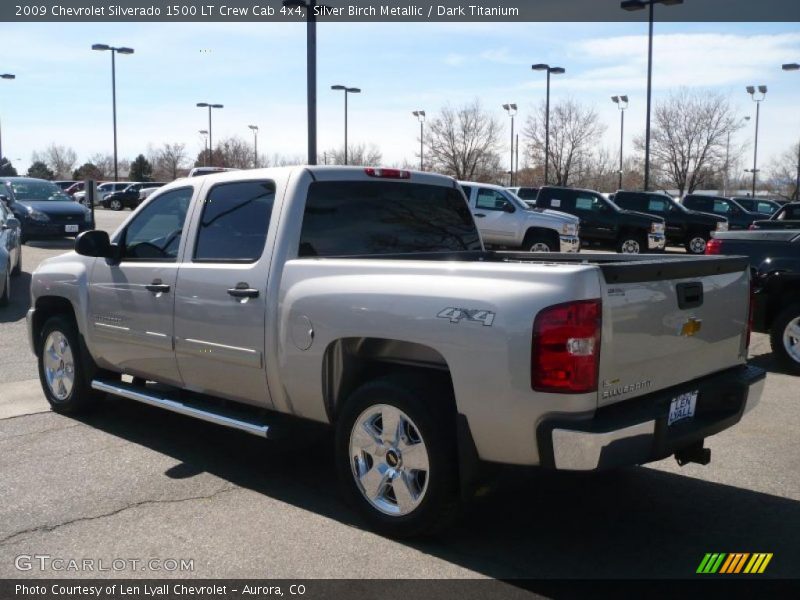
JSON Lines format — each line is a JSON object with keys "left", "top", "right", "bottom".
{"left": 668, "top": 390, "right": 698, "bottom": 426}
{"left": 65, "top": 224, "right": 79, "bottom": 233}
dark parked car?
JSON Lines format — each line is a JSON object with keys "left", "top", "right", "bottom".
{"left": 103, "top": 182, "right": 167, "bottom": 210}
{"left": 707, "top": 229, "right": 800, "bottom": 373}
{"left": 506, "top": 186, "right": 540, "bottom": 205}
{"left": 54, "top": 180, "right": 78, "bottom": 191}
{"left": 64, "top": 181, "right": 86, "bottom": 197}
{"left": 682, "top": 194, "right": 759, "bottom": 230}
{"left": 0, "top": 199, "right": 23, "bottom": 306}
{"left": 613, "top": 190, "right": 728, "bottom": 254}
{"left": 751, "top": 202, "right": 800, "bottom": 230}
{"left": 0, "top": 177, "right": 92, "bottom": 243}
{"left": 733, "top": 197, "right": 781, "bottom": 216}
{"left": 536, "top": 186, "right": 666, "bottom": 253}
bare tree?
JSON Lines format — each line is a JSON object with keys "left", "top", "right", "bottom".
{"left": 765, "top": 141, "right": 800, "bottom": 201}
{"left": 154, "top": 143, "right": 187, "bottom": 180}
{"left": 426, "top": 99, "right": 503, "bottom": 181}
{"left": 638, "top": 88, "right": 745, "bottom": 196}
{"left": 32, "top": 144, "right": 78, "bottom": 179}
{"left": 216, "top": 136, "right": 254, "bottom": 169}
{"left": 523, "top": 99, "right": 606, "bottom": 187}
{"left": 323, "top": 143, "right": 382, "bottom": 166}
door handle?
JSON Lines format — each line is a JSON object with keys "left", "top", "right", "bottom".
{"left": 145, "top": 281, "right": 171, "bottom": 293}
{"left": 473, "top": 213, "right": 486, "bottom": 218}
{"left": 227, "top": 283, "right": 260, "bottom": 299}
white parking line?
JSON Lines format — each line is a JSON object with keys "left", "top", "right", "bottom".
{"left": 0, "top": 379, "right": 50, "bottom": 419}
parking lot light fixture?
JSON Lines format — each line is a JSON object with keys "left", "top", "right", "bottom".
{"left": 248, "top": 125, "right": 259, "bottom": 168}
{"left": 197, "top": 103, "right": 224, "bottom": 166}
{"left": 531, "top": 64, "right": 564, "bottom": 185}
{"left": 502, "top": 104, "right": 518, "bottom": 186}
{"left": 331, "top": 85, "right": 360, "bottom": 165}
{"left": 746, "top": 85, "right": 767, "bottom": 197}
{"left": 92, "top": 44, "right": 135, "bottom": 182}
{"left": 412, "top": 110, "right": 426, "bottom": 170}
{"left": 619, "top": 0, "right": 683, "bottom": 191}
{"left": 783, "top": 63, "right": 800, "bottom": 72}
{"left": 611, "top": 95, "right": 629, "bottom": 190}
{"left": 0, "top": 73, "right": 15, "bottom": 162}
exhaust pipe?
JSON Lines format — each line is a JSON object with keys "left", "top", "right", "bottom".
{"left": 675, "top": 441, "right": 711, "bottom": 466}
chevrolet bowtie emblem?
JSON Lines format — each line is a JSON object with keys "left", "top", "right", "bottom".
{"left": 680, "top": 317, "right": 703, "bottom": 337}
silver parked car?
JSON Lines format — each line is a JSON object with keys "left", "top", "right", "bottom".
{"left": 0, "top": 198, "right": 22, "bottom": 305}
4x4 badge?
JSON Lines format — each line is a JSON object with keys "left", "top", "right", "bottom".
{"left": 437, "top": 307, "right": 495, "bottom": 326}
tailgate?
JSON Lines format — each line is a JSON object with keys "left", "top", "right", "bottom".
{"left": 597, "top": 257, "right": 750, "bottom": 407}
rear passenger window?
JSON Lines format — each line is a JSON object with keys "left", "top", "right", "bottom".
{"left": 713, "top": 200, "right": 730, "bottom": 214}
{"left": 194, "top": 180, "right": 275, "bottom": 262}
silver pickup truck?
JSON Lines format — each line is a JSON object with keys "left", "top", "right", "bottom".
{"left": 28, "top": 166, "right": 765, "bottom": 537}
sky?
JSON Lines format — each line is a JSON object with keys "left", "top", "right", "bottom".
{"left": 1, "top": 20, "right": 799, "bottom": 174}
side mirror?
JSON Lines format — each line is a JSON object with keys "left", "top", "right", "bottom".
{"left": 75, "top": 230, "right": 119, "bottom": 260}
{"left": 4, "top": 217, "right": 20, "bottom": 230}
{"left": 503, "top": 202, "right": 515, "bottom": 213}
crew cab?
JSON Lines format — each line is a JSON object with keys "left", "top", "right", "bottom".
{"left": 27, "top": 166, "right": 764, "bottom": 537}
{"left": 459, "top": 181, "right": 579, "bottom": 252}
{"left": 750, "top": 202, "right": 800, "bottom": 230}
{"left": 682, "top": 194, "right": 760, "bottom": 230}
{"left": 613, "top": 191, "right": 728, "bottom": 254}
{"left": 707, "top": 229, "right": 800, "bottom": 373}
{"left": 535, "top": 186, "right": 665, "bottom": 254}
{"left": 733, "top": 197, "right": 781, "bottom": 217}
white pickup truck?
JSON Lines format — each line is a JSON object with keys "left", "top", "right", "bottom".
{"left": 28, "top": 166, "right": 765, "bottom": 537}
{"left": 459, "top": 181, "right": 580, "bottom": 252}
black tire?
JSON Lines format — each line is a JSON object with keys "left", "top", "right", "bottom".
{"left": 0, "top": 264, "right": 9, "bottom": 306}
{"left": 37, "top": 315, "right": 102, "bottom": 414}
{"left": 521, "top": 230, "right": 557, "bottom": 252}
{"left": 335, "top": 375, "right": 460, "bottom": 538}
{"left": 617, "top": 232, "right": 646, "bottom": 254}
{"left": 109, "top": 198, "right": 123, "bottom": 211}
{"left": 769, "top": 303, "right": 800, "bottom": 375}
{"left": 11, "top": 245, "right": 22, "bottom": 276}
{"left": 685, "top": 232, "right": 709, "bottom": 255}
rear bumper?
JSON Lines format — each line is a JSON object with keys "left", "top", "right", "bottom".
{"left": 537, "top": 364, "right": 766, "bottom": 471}
{"left": 648, "top": 233, "right": 666, "bottom": 250}
{"left": 559, "top": 235, "right": 580, "bottom": 253}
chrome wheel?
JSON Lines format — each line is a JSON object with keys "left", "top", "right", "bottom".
{"left": 43, "top": 331, "right": 75, "bottom": 402}
{"left": 529, "top": 242, "right": 551, "bottom": 252}
{"left": 349, "top": 404, "right": 430, "bottom": 516}
{"left": 689, "top": 236, "right": 707, "bottom": 254}
{"left": 620, "top": 239, "right": 641, "bottom": 254}
{"left": 783, "top": 316, "right": 800, "bottom": 365}
{"left": 110, "top": 199, "right": 122, "bottom": 211}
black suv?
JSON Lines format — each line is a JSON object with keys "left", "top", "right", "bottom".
{"left": 535, "top": 186, "right": 665, "bottom": 253}
{"left": 103, "top": 182, "right": 167, "bottom": 210}
{"left": 682, "top": 194, "right": 759, "bottom": 230}
{"left": 612, "top": 191, "right": 728, "bottom": 254}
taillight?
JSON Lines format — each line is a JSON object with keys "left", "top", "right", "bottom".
{"left": 705, "top": 238, "right": 722, "bottom": 254}
{"left": 364, "top": 167, "right": 411, "bottom": 179}
{"left": 531, "top": 299, "right": 601, "bottom": 394}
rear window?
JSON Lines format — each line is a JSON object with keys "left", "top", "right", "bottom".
{"left": 298, "top": 181, "right": 482, "bottom": 257}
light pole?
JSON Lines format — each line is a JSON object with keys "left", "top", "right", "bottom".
{"left": 783, "top": 63, "right": 800, "bottom": 200}
{"left": 92, "top": 44, "right": 134, "bottom": 182}
{"left": 283, "top": 0, "right": 319, "bottom": 165}
{"left": 746, "top": 85, "right": 767, "bottom": 197}
{"left": 196, "top": 103, "right": 223, "bottom": 166}
{"left": 248, "top": 125, "right": 259, "bottom": 168}
{"left": 502, "top": 104, "right": 518, "bottom": 186}
{"left": 723, "top": 116, "right": 749, "bottom": 196}
{"left": 331, "top": 85, "right": 360, "bottom": 165}
{"left": 0, "top": 73, "right": 14, "bottom": 164}
{"left": 412, "top": 110, "right": 425, "bottom": 170}
{"left": 531, "top": 64, "right": 564, "bottom": 185}
{"left": 611, "top": 95, "right": 629, "bottom": 190}
{"left": 199, "top": 130, "right": 209, "bottom": 167}
{"left": 620, "top": 0, "right": 684, "bottom": 191}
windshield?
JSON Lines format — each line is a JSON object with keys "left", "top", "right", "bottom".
{"left": 11, "top": 180, "right": 71, "bottom": 202}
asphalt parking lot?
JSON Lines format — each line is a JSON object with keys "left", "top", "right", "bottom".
{"left": 0, "top": 211, "right": 797, "bottom": 581}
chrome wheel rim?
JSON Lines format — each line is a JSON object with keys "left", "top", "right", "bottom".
{"left": 529, "top": 242, "right": 551, "bottom": 252}
{"left": 689, "top": 237, "right": 706, "bottom": 254}
{"left": 783, "top": 316, "right": 800, "bottom": 364}
{"left": 620, "top": 239, "right": 641, "bottom": 254}
{"left": 110, "top": 199, "right": 122, "bottom": 210}
{"left": 43, "top": 331, "right": 75, "bottom": 402}
{"left": 349, "top": 404, "right": 430, "bottom": 517}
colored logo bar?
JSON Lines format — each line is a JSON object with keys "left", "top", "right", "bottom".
{"left": 697, "top": 553, "right": 773, "bottom": 574}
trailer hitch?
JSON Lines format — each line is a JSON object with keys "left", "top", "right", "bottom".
{"left": 675, "top": 441, "right": 711, "bottom": 466}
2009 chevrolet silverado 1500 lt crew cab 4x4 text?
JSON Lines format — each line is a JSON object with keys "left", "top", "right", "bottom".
{"left": 28, "top": 166, "right": 765, "bottom": 537}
